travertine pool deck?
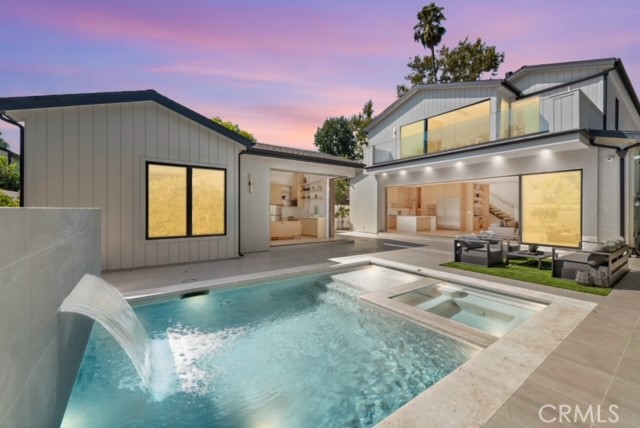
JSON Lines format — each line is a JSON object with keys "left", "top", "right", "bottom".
{"left": 104, "top": 233, "right": 640, "bottom": 427}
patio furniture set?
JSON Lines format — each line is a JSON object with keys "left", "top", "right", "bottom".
{"left": 453, "top": 233, "right": 631, "bottom": 288}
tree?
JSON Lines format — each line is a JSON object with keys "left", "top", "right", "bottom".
{"left": 211, "top": 116, "right": 257, "bottom": 142}
{"left": 413, "top": 3, "right": 446, "bottom": 83}
{"left": 0, "top": 157, "right": 20, "bottom": 191}
{"left": 335, "top": 178, "right": 350, "bottom": 205}
{"left": 397, "top": 3, "right": 505, "bottom": 96}
{"left": 0, "top": 132, "right": 9, "bottom": 150}
{"left": 314, "top": 116, "right": 357, "bottom": 160}
{"left": 349, "top": 99, "right": 374, "bottom": 160}
{"left": 439, "top": 37, "right": 505, "bottom": 83}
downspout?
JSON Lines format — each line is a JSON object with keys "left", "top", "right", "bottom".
{"left": 589, "top": 137, "right": 640, "bottom": 238}
{"left": 0, "top": 113, "right": 25, "bottom": 207}
{"left": 238, "top": 149, "right": 249, "bottom": 257}
{"left": 603, "top": 72, "right": 608, "bottom": 130}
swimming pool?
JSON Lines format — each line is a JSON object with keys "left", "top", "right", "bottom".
{"left": 61, "top": 266, "right": 476, "bottom": 427}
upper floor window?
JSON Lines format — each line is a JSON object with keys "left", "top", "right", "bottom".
{"left": 510, "top": 96, "right": 540, "bottom": 137}
{"left": 400, "top": 120, "right": 426, "bottom": 158}
{"left": 427, "top": 100, "right": 491, "bottom": 154}
{"left": 146, "top": 162, "right": 226, "bottom": 239}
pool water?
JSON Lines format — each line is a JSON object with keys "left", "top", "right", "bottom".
{"left": 61, "top": 268, "right": 475, "bottom": 428}
{"left": 391, "top": 280, "right": 547, "bottom": 337}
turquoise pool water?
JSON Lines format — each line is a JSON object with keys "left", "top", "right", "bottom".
{"left": 61, "top": 268, "right": 476, "bottom": 427}
{"left": 392, "top": 280, "right": 547, "bottom": 337}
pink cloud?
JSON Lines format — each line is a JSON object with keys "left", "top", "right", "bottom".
{"left": 8, "top": 1, "right": 407, "bottom": 59}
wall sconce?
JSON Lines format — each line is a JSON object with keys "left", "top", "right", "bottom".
{"left": 248, "top": 173, "right": 253, "bottom": 193}
{"left": 634, "top": 192, "right": 640, "bottom": 207}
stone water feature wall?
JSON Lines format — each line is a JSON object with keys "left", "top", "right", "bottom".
{"left": 0, "top": 208, "right": 101, "bottom": 427}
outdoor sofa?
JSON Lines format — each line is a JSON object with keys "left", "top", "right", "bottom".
{"left": 551, "top": 238, "right": 630, "bottom": 287}
{"left": 454, "top": 234, "right": 504, "bottom": 267}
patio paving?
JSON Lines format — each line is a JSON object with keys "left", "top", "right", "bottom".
{"left": 105, "top": 232, "right": 640, "bottom": 427}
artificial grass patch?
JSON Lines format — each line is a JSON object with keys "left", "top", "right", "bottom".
{"left": 441, "top": 259, "right": 612, "bottom": 296}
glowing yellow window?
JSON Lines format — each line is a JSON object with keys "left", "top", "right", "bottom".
{"left": 521, "top": 170, "right": 582, "bottom": 248}
{"left": 147, "top": 164, "right": 187, "bottom": 238}
{"left": 192, "top": 168, "right": 226, "bottom": 236}
{"left": 147, "top": 163, "right": 226, "bottom": 239}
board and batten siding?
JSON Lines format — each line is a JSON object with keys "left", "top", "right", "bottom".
{"left": 368, "top": 85, "right": 501, "bottom": 148}
{"left": 509, "top": 64, "right": 611, "bottom": 96}
{"left": 18, "top": 101, "right": 240, "bottom": 271}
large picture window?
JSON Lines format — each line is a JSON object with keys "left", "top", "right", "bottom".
{"left": 147, "top": 162, "right": 226, "bottom": 239}
{"left": 427, "top": 100, "right": 491, "bottom": 153}
{"left": 521, "top": 170, "right": 581, "bottom": 248}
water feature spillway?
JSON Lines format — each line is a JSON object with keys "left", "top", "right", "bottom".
{"left": 59, "top": 274, "right": 152, "bottom": 389}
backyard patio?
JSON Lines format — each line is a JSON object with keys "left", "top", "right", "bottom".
{"left": 105, "top": 232, "right": 640, "bottom": 427}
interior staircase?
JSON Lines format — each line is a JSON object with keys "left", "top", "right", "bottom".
{"left": 489, "top": 204, "right": 514, "bottom": 223}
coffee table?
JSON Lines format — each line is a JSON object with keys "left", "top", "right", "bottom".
{"left": 506, "top": 251, "right": 552, "bottom": 269}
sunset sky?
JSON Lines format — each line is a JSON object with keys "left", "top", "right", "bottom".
{"left": 1, "top": 0, "right": 639, "bottom": 152}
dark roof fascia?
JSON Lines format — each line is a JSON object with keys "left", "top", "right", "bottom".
{"left": 611, "top": 60, "right": 640, "bottom": 118}
{"left": 513, "top": 67, "right": 616, "bottom": 100}
{"left": 246, "top": 147, "right": 365, "bottom": 169}
{"left": 365, "top": 129, "right": 591, "bottom": 172}
{"left": 365, "top": 80, "right": 503, "bottom": 132}
{"left": 506, "top": 58, "right": 617, "bottom": 82}
{"left": 0, "top": 90, "right": 255, "bottom": 148}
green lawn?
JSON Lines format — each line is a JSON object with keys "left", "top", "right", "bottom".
{"left": 441, "top": 259, "right": 612, "bottom": 296}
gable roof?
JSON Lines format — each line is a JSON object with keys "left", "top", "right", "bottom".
{"left": 249, "top": 143, "right": 364, "bottom": 168}
{"left": 365, "top": 80, "right": 503, "bottom": 131}
{"left": 0, "top": 89, "right": 255, "bottom": 148}
{"left": 368, "top": 58, "right": 640, "bottom": 132}
{"left": 504, "top": 57, "right": 618, "bottom": 82}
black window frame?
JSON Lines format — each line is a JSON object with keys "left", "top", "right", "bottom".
{"left": 145, "top": 161, "right": 227, "bottom": 240}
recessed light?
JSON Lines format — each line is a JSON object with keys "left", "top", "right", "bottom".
{"left": 382, "top": 172, "right": 387, "bottom": 176}
{"left": 400, "top": 170, "right": 406, "bottom": 174}
{"left": 494, "top": 155, "right": 504, "bottom": 161}
{"left": 425, "top": 166, "right": 432, "bottom": 172}
{"left": 455, "top": 161, "right": 464, "bottom": 167}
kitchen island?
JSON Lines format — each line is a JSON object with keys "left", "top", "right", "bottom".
{"left": 396, "top": 215, "right": 436, "bottom": 233}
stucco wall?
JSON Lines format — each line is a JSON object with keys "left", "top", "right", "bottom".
{"left": 0, "top": 208, "right": 101, "bottom": 428}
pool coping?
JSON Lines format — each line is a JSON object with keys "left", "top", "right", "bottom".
{"left": 344, "top": 257, "right": 597, "bottom": 428}
{"left": 120, "top": 256, "right": 597, "bottom": 428}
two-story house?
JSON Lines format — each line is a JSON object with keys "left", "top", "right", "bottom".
{"left": 351, "top": 58, "right": 640, "bottom": 249}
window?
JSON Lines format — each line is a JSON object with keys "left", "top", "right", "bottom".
{"left": 400, "top": 120, "right": 426, "bottom": 159}
{"left": 427, "top": 100, "right": 491, "bottom": 154}
{"left": 146, "top": 163, "right": 226, "bottom": 239}
{"left": 521, "top": 170, "right": 581, "bottom": 248}
{"left": 510, "top": 97, "right": 540, "bottom": 137}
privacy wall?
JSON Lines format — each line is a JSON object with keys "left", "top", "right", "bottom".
{"left": 0, "top": 208, "right": 100, "bottom": 427}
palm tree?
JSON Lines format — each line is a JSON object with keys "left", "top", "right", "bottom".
{"left": 413, "top": 3, "right": 446, "bottom": 83}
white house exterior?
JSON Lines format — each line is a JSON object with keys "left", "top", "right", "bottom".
{"left": 0, "top": 91, "right": 253, "bottom": 271}
{"left": 240, "top": 144, "right": 361, "bottom": 253}
{"left": 0, "top": 90, "right": 363, "bottom": 271}
{"left": 352, "top": 58, "right": 640, "bottom": 248}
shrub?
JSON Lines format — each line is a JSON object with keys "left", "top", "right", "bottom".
{"left": 0, "top": 190, "right": 18, "bottom": 207}
{"left": 0, "top": 157, "right": 20, "bottom": 191}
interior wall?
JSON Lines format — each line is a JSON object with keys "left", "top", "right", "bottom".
{"left": 0, "top": 208, "right": 101, "bottom": 427}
